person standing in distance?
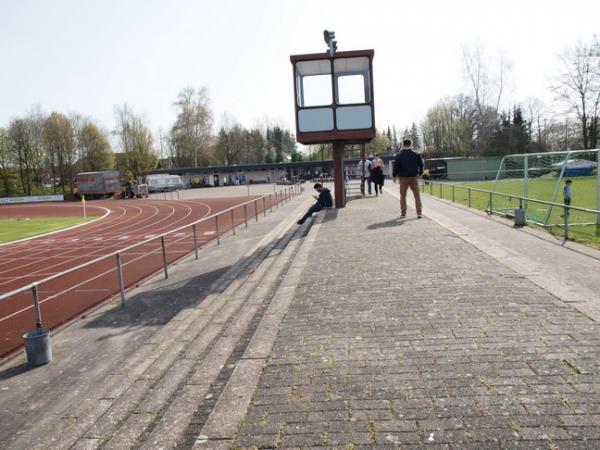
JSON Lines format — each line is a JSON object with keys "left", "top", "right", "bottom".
{"left": 357, "top": 154, "right": 372, "bottom": 195}
{"left": 297, "top": 183, "right": 333, "bottom": 224}
{"left": 392, "top": 138, "right": 424, "bottom": 219}
{"left": 370, "top": 153, "right": 385, "bottom": 195}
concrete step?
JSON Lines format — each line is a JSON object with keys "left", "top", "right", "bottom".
{"left": 38, "top": 201, "right": 311, "bottom": 449}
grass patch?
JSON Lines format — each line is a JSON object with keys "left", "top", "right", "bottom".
{"left": 0, "top": 217, "right": 98, "bottom": 243}
{"left": 425, "top": 175, "right": 600, "bottom": 248}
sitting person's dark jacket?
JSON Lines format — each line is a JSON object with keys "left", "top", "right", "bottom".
{"left": 317, "top": 187, "right": 333, "bottom": 207}
{"left": 297, "top": 183, "right": 332, "bottom": 224}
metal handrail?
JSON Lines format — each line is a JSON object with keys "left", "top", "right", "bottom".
{"left": 427, "top": 181, "right": 600, "bottom": 216}
{"left": 0, "top": 184, "right": 301, "bottom": 304}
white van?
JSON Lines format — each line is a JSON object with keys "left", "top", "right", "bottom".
{"left": 146, "top": 174, "right": 185, "bottom": 193}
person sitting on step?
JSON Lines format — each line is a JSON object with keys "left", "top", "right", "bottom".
{"left": 297, "top": 183, "right": 333, "bottom": 225}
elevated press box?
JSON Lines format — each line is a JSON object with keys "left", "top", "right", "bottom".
{"left": 290, "top": 50, "right": 375, "bottom": 145}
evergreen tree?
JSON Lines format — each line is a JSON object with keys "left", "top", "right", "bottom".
{"left": 410, "top": 122, "right": 421, "bottom": 150}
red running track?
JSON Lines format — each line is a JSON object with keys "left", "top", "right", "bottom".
{"left": 0, "top": 194, "right": 276, "bottom": 358}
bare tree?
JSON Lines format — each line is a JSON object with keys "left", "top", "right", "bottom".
{"left": 551, "top": 38, "right": 600, "bottom": 149}
{"left": 43, "top": 112, "right": 77, "bottom": 194}
{"left": 170, "top": 87, "right": 213, "bottom": 167}
{"left": 462, "top": 43, "right": 510, "bottom": 152}
{"left": 0, "top": 128, "right": 13, "bottom": 196}
{"left": 114, "top": 105, "right": 158, "bottom": 179}
{"left": 7, "top": 119, "right": 34, "bottom": 195}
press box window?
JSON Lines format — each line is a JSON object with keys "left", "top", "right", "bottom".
{"left": 295, "top": 60, "right": 333, "bottom": 107}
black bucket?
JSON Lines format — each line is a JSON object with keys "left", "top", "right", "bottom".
{"left": 23, "top": 328, "right": 52, "bottom": 366}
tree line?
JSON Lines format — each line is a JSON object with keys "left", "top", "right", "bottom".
{"left": 0, "top": 87, "right": 300, "bottom": 197}
{"left": 419, "top": 37, "right": 600, "bottom": 158}
{"left": 2, "top": 37, "right": 598, "bottom": 197}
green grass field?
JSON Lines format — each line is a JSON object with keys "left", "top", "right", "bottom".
{"left": 425, "top": 175, "right": 600, "bottom": 248}
{"left": 0, "top": 217, "right": 98, "bottom": 244}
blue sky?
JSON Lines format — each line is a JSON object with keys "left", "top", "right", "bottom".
{"left": 1, "top": 0, "right": 599, "bottom": 143}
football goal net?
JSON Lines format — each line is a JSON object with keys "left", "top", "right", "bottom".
{"left": 491, "top": 149, "right": 599, "bottom": 228}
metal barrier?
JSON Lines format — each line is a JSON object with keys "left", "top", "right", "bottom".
{"left": 0, "top": 183, "right": 302, "bottom": 358}
{"left": 422, "top": 180, "right": 600, "bottom": 242}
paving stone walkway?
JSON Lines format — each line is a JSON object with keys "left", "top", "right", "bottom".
{"left": 233, "top": 192, "right": 600, "bottom": 449}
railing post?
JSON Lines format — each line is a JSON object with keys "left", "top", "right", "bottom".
{"left": 488, "top": 192, "right": 493, "bottom": 215}
{"left": 31, "top": 283, "right": 43, "bottom": 328}
{"left": 564, "top": 205, "right": 569, "bottom": 241}
{"left": 439, "top": 183, "right": 442, "bottom": 198}
{"left": 160, "top": 236, "right": 168, "bottom": 279}
{"left": 254, "top": 200, "right": 259, "bottom": 221}
{"left": 230, "top": 209, "right": 236, "bottom": 235}
{"left": 275, "top": 191, "right": 279, "bottom": 207}
{"left": 192, "top": 224, "right": 199, "bottom": 259}
{"left": 452, "top": 185, "right": 455, "bottom": 203}
{"left": 244, "top": 204, "right": 248, "bottom": 227}
{"left": 468, "top": 189, "right": 471, "bottom": 208}
{"left": 269, "top": 194, "right": 273, "bottom": 212}
{"left": 263, "top": 197, "right": 267, "bottom": 216}
{"left": 116, "top": 253, "right": 126, "bottom": 307}
{"left": 215, "top": 215, "right": 220, "bottom": 245}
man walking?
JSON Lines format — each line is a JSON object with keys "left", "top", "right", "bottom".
{"left": 357, "top": 154, "right": 372, "bottom": 195}
{"left": 297, "top": 183, "right": 333, "bottom": 224}
{"left": 392, "top": 138, "right": 424, "bottom": 219}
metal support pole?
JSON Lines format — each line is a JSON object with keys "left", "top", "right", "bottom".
{"left": 275, "top": 191, "right": 278, "bottom": 207}
{"left": 523, "top": 155, "right": 529, "bottom": 210}
{"left": 31, "top": 283, "right": 43, "bottom": 328}
{"left": 230, "top": 209, "right": 235, "bottom": 235}
{"left": 439, "top": 183, "right": 442, "bottom": 198}
{"left": 332, "top": 141, "right": 346, "bottom": 208}
{"left": 192, "top": 224, "right": 199, "bottom": 259}
{"left": 160, "top": 236, "right": 168, "bottom": 279}
{"left": 263, "top": 197, "right": 267, "bottom": 216}
{"left": 215, "top": 215, "right": 220, "bottom": 245}
{"left": 468, "top": 189, "right": 471, "bottom": 208}
{"left": 269, "top": 194, "right": 273, "bottom": 212}
{"left": 254, "top": 200, "right": 259, "bottom": 221}
{"left": 244, "top": 204, "right": 248, "bottom": 227}
{"left": 597, "top": 149, "right": 600, "bottom": 233}
{"left": 116, "top": 253, "right": 126, "bottom": 307}
{"left": 488, "top": 192, "right": 493, "bottom": 215}
{"left": 564, "top": 205, "right": 569, "bottom": 241}
{"left": 452, "top": 185, "right": 455, "bottom": 203}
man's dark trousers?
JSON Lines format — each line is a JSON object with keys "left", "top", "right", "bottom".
{"left": 298, "top": 203, "right": 323, "bottom": 224}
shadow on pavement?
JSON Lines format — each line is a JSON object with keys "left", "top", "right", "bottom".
{"left": 0, "top": 362, "right": 34, "bottom": 381}
{"left": 367, "top": 218, "right": 406, "bottom": 229}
